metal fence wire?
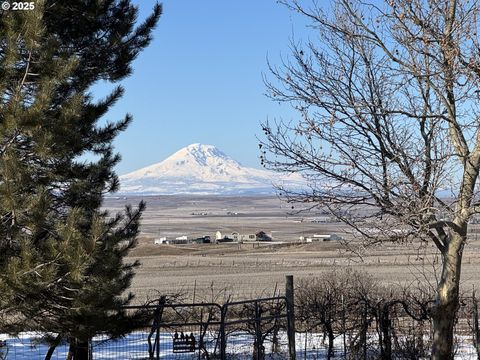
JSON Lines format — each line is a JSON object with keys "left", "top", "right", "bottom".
{"left": 89, "top": 296, "right": 291, "bottom": 360}
{"left": 222, "top": 296, "right": 289, "bottom": 359}
{"left": 5, "top": 277, "right": 480, "bottom": 359}
{"left": 0, "top": 295, "right": 293, "bottom": 359}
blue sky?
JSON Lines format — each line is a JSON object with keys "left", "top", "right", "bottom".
{"left": 94, "top": 0, "right": 312, "bottom": 175}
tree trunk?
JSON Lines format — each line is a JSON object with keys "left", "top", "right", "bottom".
{"left": 431, "top": 232, "right": 464, "bottom": 360}
{"left": 66, "top": 342, "right": 73, "bottom": 360}
{"left": 66, "top": 338, "right": 89, "bottom": 360}
{"left": 361, "top": 301, "right": 368, "bottom": 360}
{"left": 325, "top": 322, "right": 335, "bottom": 360}
{"left": 74, "top": 340, "right": 89, "bottom": 360}
{"left": 253, "top": 339, "right": 265, "bottom": 360}
{"left": 379, "top": 306, "right": 392, "bottom": 360}
{"left": 271, "top": 325, "right": 280, "bottom": 353}
{"left": 416, "top": 321, "right": 425, "bottom": 357}
{"left": 44, "top": 334, "right": 62, "bottom": 360}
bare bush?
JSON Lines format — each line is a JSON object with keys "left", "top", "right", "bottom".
{"left": 296, "top": 270, "right": 436, "bottom": 359}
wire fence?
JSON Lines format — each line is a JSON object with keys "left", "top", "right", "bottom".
{"left": 0, "top": 295, "right": 292, "bottom": 360}
{"left": 3, "top": 275, "right": 480, "bottom": 359}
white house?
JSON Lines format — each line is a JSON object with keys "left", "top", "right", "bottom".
{"left": 154, "top": 237, "right": 167, "bottom": 245}
{"left": 231, "top": 232, "right": 257, "bottom": 242}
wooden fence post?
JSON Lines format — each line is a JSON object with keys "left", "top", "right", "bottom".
{"left": 473, "top": 288, "right": 480, "bottom": 360}
{"left": 220, "top": 305, "right": 227, "bottom": 360}
{"left": 155, "top": 297, "right": 166, "bottom": 360}
{"left": 147, "top": 296, "right": 166, "bottom": 360}
{"left": 254, "top": 301, "right": 264, "bottom": 360}
{"left": 286, "top": 275, "right": 296, "bottom": 360}
{"left": 342, "top": 294, "right": 347, "bottom": 358}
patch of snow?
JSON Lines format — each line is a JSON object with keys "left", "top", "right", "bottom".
{"left": 1, "top": 331, "right": 478, "bottom": 359}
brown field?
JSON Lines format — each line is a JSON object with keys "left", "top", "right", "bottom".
{"left": 103, "top": 195, "right": 480, "bottom": 304}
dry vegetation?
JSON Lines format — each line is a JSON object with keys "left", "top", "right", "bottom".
{"left": 103, "top": 196, "right": 480, "bottom": 304}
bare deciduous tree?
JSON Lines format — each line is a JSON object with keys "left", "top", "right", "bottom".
{"left": 260, "top": 1, "right": 480, "bottom": 358}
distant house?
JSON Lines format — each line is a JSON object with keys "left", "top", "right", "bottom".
{"left": 170, "top": 238, "right": 189, "bottom": 245}
{"left": 154, "top": 236, "right": 190, "bottom": 245}
{"left": 217, "top": 236, "right": 234, "bottom": 243}
{"left": 230, "top": 232, "right": 256, "bottom": 242}
{"left": 303, "top": 234, "right": 343, "bottom": 242}
{"left": 154, "top": 237, "right": 167, "bottom": 245}
{"left": 256, "top": 231, "right": 272, "bottom": 241}
{"left": 194, "top": 236, "right": 211, "bottom": 244}
{"left": 215, "top": 231, "right": 222, "bottom": 241}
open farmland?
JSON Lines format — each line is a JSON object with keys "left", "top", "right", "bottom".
{"left": 103, "top": 195, "right": 480, "bottom": 304}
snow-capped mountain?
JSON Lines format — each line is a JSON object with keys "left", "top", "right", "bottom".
{"left": 119, "top": 143, "right": 305, "bottom": 195}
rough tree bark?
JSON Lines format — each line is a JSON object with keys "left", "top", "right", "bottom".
{"left": 378, "top": 305, "right": 392, "bottom": 360}
{"left": 432, "top": 230, "right": 465, "bottom": 359}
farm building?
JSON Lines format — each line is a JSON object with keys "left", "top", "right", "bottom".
{"left": 194, "top": 236, "right": 211, "bottom": 244}
{"left": 255, "top": 231, "right": 272, "bottom": 241}
{"left": 169, "top": 236, "right": 189, "bottom": 244}
{"left": 231, "top": 232, "right": 256, "bottom": 241}
{"left": 301, "top": 234, "right": 343, "bottom": 242}
{"left": 216, "top": 236, "right": 234, "bottom": 243}
{"left": 168, "top": 239, "right": 189, "bottom": 245}
{"left": 154, "top": 237, "right": 167, "bottom": 245}
{"left": 153, "top": 237, "right": 190, "bottom": 245}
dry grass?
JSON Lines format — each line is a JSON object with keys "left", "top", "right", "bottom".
{"left": 103, "top": 196, "right": 480, "bottom": 304}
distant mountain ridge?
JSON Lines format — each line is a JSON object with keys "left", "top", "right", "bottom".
{"left": 119, "top": 143, "right": 305, "bottom": 195}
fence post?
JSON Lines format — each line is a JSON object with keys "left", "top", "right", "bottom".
{"left": 147, "top": 296, "right": 166, "bottom": 360}
{"left": 255, "top": 301, "right": 264, "bottom": 360}
{"left": 342, "top": 294, "right": 347, "bottom": 358}
{"left": 220, "top": 304, "right": 227, "bottom": 360}
{"left": 286, "top": 275, "right": 296, "bottom": 360}
{"left": 473, "top": 288, "right": 480, "bottom": 359}
{"left": 155, "top": 297, "right": 166, "bottom": 360}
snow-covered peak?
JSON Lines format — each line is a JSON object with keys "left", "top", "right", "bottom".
{"left": 119, "top": 143, "right": 305, "bottom": 195}
{"left": 121, "top": 143, "right": 244, "bottom": 181}
{"left": 168, "top": 143, "right": 235, "bottom": 167}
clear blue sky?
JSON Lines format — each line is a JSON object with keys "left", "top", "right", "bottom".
{"left": 95, "top": 0, "right": 311, "bottom": 175}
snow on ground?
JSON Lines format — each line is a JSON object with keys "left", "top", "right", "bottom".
{"left": 0, "top": 331, "right": 479, "bottom": 359}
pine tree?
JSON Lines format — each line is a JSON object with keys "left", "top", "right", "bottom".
{"left": 0, "top": 1, "right": 161, "bottom": 358}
